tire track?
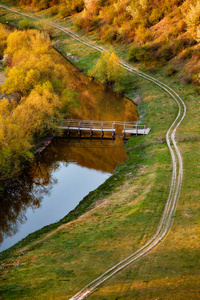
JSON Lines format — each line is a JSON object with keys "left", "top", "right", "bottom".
{"left": 0, "top": 5, "right": 186, "bottom": 299}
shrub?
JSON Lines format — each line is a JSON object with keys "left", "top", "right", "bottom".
{"left": 39, "top": 0, "right": 49, "bottom": 10}
{"left": 181, "top": 48, "right": 193, "bottom": 60}
{"left": 74, "top": 15, "right": 83, "bottom": 30}
{"left": 18, "top": 18, "right": 32, "bottom": 30}
{"left": 89, "top": 48, "right": 127, "bottom": 92}
{"left": 165, "top": 66, "right": 177, "bottom": 77}
{"left": 157, "top": 44, "right": 174, "bottom": 61}
{"left": 128, "top": 45, "right": 152, "bottom": 63}
{"left": 148, "top": 8, "right": 164, "bottom": 25}
{"left": 128, "top": 46, "right": 142, "bottom": 62}
{"left": 184, "top": 2, "right": 200, "bottom": 31}
{"left": 135, "top": 26, "right": 153, "bottom": 44}
{"left": 179, "top": 73, "right": 192, "bottom": 84}
{"left": 58, "top": 5, "right": 69, "bottom": 18}
{"left": 192, "top": 73, "right": 200, "bottom": 85}
{"left": 49, "top": 5, "right": 58, "bottom": 16}
{"left": 101, "top": 25, "right": 118, "bottom": 43}
{"left": 37, "top": 20, "right": 55, "bottom": 37}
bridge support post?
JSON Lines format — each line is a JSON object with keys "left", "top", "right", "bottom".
{"left": 123, "top": 122, "right": 126, "bottom": 139}
{"left": 112, "top": 122, "right": 115, "bottom": 139}
{"left": 101, "top": 122, "right": 104, "bottom": 138}
{"left": 90, "top": 122, "right": 93, "bottom": 138}
{"left": 112, "top": 130, "right": 115, "bottom": 139}
{"left": 67, "top": 120, "right": 70, "bottom": 136}
{"left": 78, "top": 121, "right": 82, "bottom": 137}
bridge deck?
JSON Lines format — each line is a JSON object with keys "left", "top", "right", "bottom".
{"left": 55, "top": 119, "right": 151, "bottom": 138}
{"left": 59, "top": 126, "right": 115, "bottom": 132}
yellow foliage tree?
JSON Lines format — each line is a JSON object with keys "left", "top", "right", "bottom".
{"left": 0, "top": 24, "right": 10, "bottom": 57}
{"left": 183, "top": 0, "right": 200, "bottom": 32}
{"left": 0, "top": 29, "right": 76, "bottom": 179}
{"left": 89, "top": 48, "right": 126, "bottom": 92}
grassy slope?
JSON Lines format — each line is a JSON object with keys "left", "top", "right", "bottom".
{"left": 0, "top": 4, "right": 199, "bottom": 300}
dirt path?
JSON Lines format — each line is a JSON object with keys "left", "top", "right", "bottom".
{"left": 0, "top": 5, "right": 187, "bottom": 300}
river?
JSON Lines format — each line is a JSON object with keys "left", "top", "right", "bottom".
{"left": 0, "top": 58, "right": 137, "bottom": 252}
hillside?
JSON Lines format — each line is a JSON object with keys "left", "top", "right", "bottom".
{"left": 5, "top": 0, "right": 200, "bottom": 87}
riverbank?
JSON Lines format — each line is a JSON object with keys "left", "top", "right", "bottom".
{"left": 0, "top": 5, "right": 199, "bottom": 300}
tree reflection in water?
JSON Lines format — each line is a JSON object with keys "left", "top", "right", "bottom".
{"left": 0, "top": 55, "right": 137, "bottom": 251}
{"left": 0, "top": 137, "right": 127, "bottom": 250}
{"left": 0, "top": 159, "right": 58, "bottom": 245}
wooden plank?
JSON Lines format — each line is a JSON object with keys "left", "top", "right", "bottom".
{"left": 122, "top": 128, "right": 151, "bottom": 135}
{"left": 59, "top": 127, "right": 116, "bottom": 132}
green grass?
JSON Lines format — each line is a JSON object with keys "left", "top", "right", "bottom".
{"left": 0, "top": 4, "right": 200, "bottom": 299}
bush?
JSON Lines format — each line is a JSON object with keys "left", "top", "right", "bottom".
{"left": 148, "top": 8, "right": 164, "bottom": 25}
{"left": 49, "top": 5, "right": 58, "bottom": 16}
{"left": 89, "top": 48, "right": 127, "bottom": 91}
{"left": 101, "top": 25, "right": 118, "bottom": 43}
{"left": 192, "top": 73, "right": 200, "bottom": 85}
{"left": 157, "top": 44, "right": 174, "bottom": 61}
{"left": 135, "top": 26, "right": 153, "bottom": 44}
{"left": 58, "top": 5, "right": 69, "bottom": 18}
{"left": 179, "top": 73, "right": 192, "bottom": 84}
{"left": 128, "top": 46, "right": 141, "bottom": 62}
{"left": 181, "top": 48, "right": 193, "bottom": 59}
{"left": 74, "top": 15, "right": 83, "bottom": 30}
{"left": 185, "top": 2, "right": 200, "bottom": 31}
{"left": 165, "top": 66, "right": 177, "bottom": 76}
{"left": 18, "top": 18, "right": 32, "bottom": 30}
{"left": 128, "top": 45, "right": 151, "bottom": 63}
{"left": 37, "top": 20, "right": 55, "bottom": 37}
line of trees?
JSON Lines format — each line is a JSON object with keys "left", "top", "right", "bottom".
{"left": 8, "top": 0, "right": 200, "bottom": 43}
{"left": 0, "top": 25, "right": 76, "bottom": 180}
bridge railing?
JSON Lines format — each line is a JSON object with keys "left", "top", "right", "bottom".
{"left": 55, "top": 119, "right": 116, "bottom": 130}
{"left": 53, "top": 119, "right": 150, "bottom": 137}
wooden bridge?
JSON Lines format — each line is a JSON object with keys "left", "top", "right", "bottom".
{"left": 55, "top": 119, "right": 151, "bottom": 139}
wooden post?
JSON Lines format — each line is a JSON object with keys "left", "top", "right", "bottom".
{"left": 78, "top": 120, "right": 81, "bottom": 137}
{"left": 112, "top": 122, "right": 115, "bottom": 139}
{"left": 123, "top": 122, "right": 126, "bottom": 139}
{"left": 101, "top": 121, "right": 104, "bottom": 138}
{"left": 90, "top": 121, "right": 93, "bottom": 137}
{"left": 68, "top": 120, "right": 70, "bottom": 136}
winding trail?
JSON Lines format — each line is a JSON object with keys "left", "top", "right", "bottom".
{"left": 0, "top": 4, "right": 187, "bottom": 299}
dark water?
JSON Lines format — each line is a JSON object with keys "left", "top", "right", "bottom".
{"left": 0, "top": 138, "right": 127, "bottom": 252}
{"left": 0, "top": 58, "right": 137, "bottom": 252}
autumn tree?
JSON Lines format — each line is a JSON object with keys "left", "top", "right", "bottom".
{"left": 0, "top": 29, "right": 76, "bottom": 179}
{"left": 89, "top": 48, "right": 127, "bottom": 92}
{"left": 0, "top": 24, "right": 10, "bottom": 58}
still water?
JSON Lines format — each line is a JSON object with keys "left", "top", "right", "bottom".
{"left": 0, "top": 57, "right": 137, "bottom": 252}
{"left": 0, "top": 138, "right": 127, "bottom": 252}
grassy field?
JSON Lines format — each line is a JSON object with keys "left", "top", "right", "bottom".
{"left": 0, "top": 4, "right": 200, "bottom": 299}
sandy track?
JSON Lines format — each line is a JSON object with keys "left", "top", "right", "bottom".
{"left": 0, "top": 5, "right": 187, "bottom": 299}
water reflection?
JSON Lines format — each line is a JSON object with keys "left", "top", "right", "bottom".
{"left": 0, "top": 56, "right": 137, "bottom": 252}
{"left": 59, "top": 56, "right": 138, "bottom": 123}
{"left": 0, "top": 158, "right": 57, "bottom": 246}
{"left": 45, "top": 137, "right": 127, "bottom": 173}
{"left": 0, "top": 138, "right": 127, "bottom": 252}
